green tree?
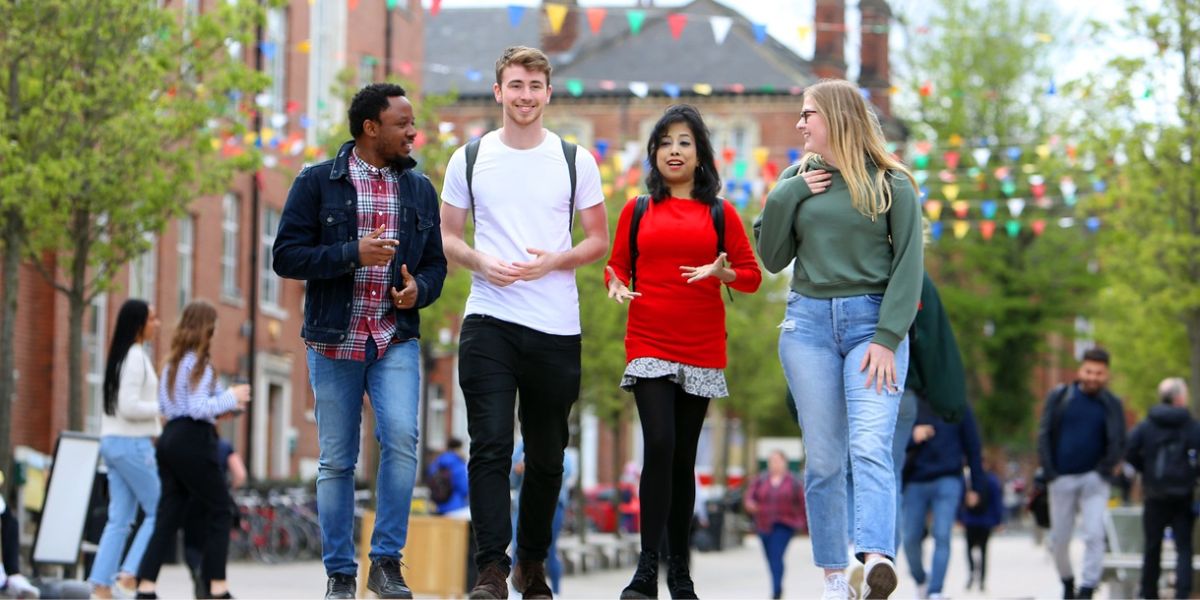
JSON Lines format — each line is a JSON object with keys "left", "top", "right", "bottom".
{"left": 1073, "top": 1, "right": 1200, "bottom": 413}
{"left": 896, "top": 0, "right": 1102, "bottom": 445}
{"left": 0, "top": 1, "right": 267, "bottom": 437}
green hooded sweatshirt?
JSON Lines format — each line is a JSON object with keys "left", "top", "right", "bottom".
{"left": 756, "top": 160, "right": 923, "bottom": 350}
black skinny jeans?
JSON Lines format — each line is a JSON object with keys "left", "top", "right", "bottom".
{"left": 137, "top": 418, "right": 233, "bottom": 584}
{"left": 458, "top": 315, "right": 580, "bottom": 572}
{"left": 633, "top": 377, "right": 711, "bottom": 556}
{"left": 965, "top": 525, "right": 991, "bottom": 587}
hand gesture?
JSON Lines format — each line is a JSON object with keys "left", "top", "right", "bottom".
{"left": 358, "top": 225, "right": 397, "bottom": 268}
{"left": 859, "top": 342, "right": 898, "bottom": 395}
{"left": 478, "top": 253, "right": 521, "bottom": 287}
{"left": 680, "top": 252, "right": 731, "bottom": 284}
{"left": 802, "top": 169, "right": 832, "bottom": 194}
{"left": 229, "top": 384, "right": 251, "bottom": 413}
{"left": 912, "top": 424, "right": 936, "bottom": 444}
{"left": 390, "top": 264, "right": 419, "bottom": 310}
{"left": 512, "top": 247, "right": 562, "bottom": 282}
{"left": 605, "top": 266, "right": 641, "bottom": 304}
{"left": 965, "top": 490, "right": 981, "bottom": 508}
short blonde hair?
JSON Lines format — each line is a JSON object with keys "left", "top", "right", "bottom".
{"left": 798, "top": 79, "right": 917, "bottom": 221}
{"left": 494, "top": 46, "right": 553, "bottom": 86}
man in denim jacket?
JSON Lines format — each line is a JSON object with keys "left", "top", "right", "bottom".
{"left": 273, "top": 83, "right": 446, "bottom": 600}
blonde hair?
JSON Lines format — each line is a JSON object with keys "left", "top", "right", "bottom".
{"left": 164, "top": 299, "right": 218, "bottom": 396}
{"left": 494, "top": 46, "right": 553, "bottom": 86}
{"left": 798, "top": 79, "right": 917, "bottom": 220}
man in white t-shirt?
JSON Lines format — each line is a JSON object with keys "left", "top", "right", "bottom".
{"left": 440, "top": 46, "right": 608, "bottom": 600}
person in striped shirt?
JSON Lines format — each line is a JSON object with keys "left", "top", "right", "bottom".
{"left": 134, "top": 300, "right": 249, "bottom": 600}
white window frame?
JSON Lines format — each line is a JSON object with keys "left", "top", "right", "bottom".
{"left": 221, "top": 194, "right": 241, "bottom": 301}
{"left": 128, "top": 234, "right": 158, "bottom": 302}
{"left": 177, "top": 214, "right": 195, "bottom": 311}
{"left": 84, "top": 293, "right": 108, "bottom": 435}
{"left": 307, "top": 0, "right": 347, "bottom": 147}
{"left": 266, "top": 7, "right": 288, "bottom": 117}
{"left": 260, "top": 207, "right": 284, "bottom": 314}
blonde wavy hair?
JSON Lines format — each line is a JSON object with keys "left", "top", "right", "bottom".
{"left": 163, "top": 299, "right": 218, "bottom": 397}
{"left": 798, "top": 79, "right": 917, "bottom": 221}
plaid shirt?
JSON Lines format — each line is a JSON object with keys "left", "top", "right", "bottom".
{"left": 307, "top": 151, "right": 400, "bottom": 361}
{"left": 747, "top": 472, "right": 808, "bottom": 534}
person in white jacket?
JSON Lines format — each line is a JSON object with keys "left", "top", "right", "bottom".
{"left": 87, "top": 299, "right": 161, "bottom": 599}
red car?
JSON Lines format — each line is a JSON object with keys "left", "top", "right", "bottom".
{"left": 583, "top": 483, "right": 640, "bottom": 533}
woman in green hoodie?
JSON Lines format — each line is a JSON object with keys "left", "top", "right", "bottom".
{"left": 756, "top": 79, "right": 923, "bottom": 600}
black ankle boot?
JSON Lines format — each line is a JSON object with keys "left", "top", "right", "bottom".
{"left": 666, "top": 554, "right": 698, "bottom": 599}
{"left": 620, "top": 551, "right": 659, "bottom": 599}
{"left": 1062, "top": 578, "right": 1076, "bottom": 599}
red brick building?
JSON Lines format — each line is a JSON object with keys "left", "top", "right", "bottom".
{"left": 2, "top": 0, "right": 438, "bottom": 482}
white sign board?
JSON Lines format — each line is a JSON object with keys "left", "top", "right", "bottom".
{"left": 32, "top": 432, "right": 101, "bottom": 566}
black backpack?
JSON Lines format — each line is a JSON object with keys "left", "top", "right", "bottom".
{"left": 1145, "top": 425, "right": 1199, "bottom": 497}
{"left": 628, "top": 194, "right": 732, "bottom": 300}
{"left": 464, "top": 136, "right": 578, "bottom": 230}
{"left": 428, "top": 465, "right": 454, "bottom": 504}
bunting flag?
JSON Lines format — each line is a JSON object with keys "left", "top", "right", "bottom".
{"left": 1060, "top": 177, "right": 1078, "bottom": 205}
{"left": 508, "top": 5, "right": 525, "bottom": 28}
{"left": 972, "top": 148, "right": 991, "bottom": 166}
{"left": 692, "top": 83, "right": 713, "bottom": 95}
{"left": 980, "top": 220, "right": 996, "bottom": 240}
{"left": 952, "top": 200, "right": 969, "bottom": 219}
{"left": 296, "top": 39, "right": 311, "bottom": 54}
{"left": 629, "top": 81, "right": 649, "bottom": 98}
{"left": 430, "top": 0, "right": 441, "bottom": 17}
{"left": 709, "top": 16, "right": 732, "bottom": 44}
{"left": 546, "top": 3, "right": 569, "bottom": 34}
{"left": 587, "top": 7, "right": 606, "bottom": 34}
{"left": 797, "top": 24, "right": 812, "bottom": 41}
{"left": 925, "top": 200, "right": 944, "bottom": 221}
{"left": 943, "top": 151, "right": 960, "bottom": 170}
{"left": 565, "top": 79, "right": 584, "bottom": 97}
{"left": 627, "top": 10, "right": 645, "bottom": 35}
{"left": 667, "top": 13, "right": 688, "bottom": 40}
{"left": 942, "top": 183, "right": 959, "bottom": 201}
{"left": 980, "top": 200, "right": 997, "bottom": 219}
{"left": 663, "top": 83, "right": 681, "bottom": 98}
{"left": 1006, "top": 220, "right": 1021, "bottom": 237}
{"left": 1006, "top": 198, "right": 1025, "bottom": 218}
{"left": 1032, "top": 219, "right": 1047, "bottom": 236}
{"left": 752, "top": 23, "right": 767, "bottom": 44}
{"left": 753, "top": 147, "right": 769, "bottom": 166}
{"left": 953, "top": 220, "right": 970, "bottom": 239}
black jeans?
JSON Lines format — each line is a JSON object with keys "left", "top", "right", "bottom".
{"left": 1, "top": 504, "right": 19, "bottom": 575}
{"left": 965, "top": 525, "right": 991, "bottom": 587}
{"left": 1142, "top": 494, "right": 1195, "bottom": 599}
{"left": 137, "top": 418, "right": 234, "bottom": 584}
{"left": 633, "top": 378, "right": 710, "bottom": 556}
{"left": 458, "top": 315, "right": 580, "bottom": 571}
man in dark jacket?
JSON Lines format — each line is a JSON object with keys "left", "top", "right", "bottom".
{"left": 1126, "top": 377, "right": 1199, "bottom": 600}
{"left": 900, "top": 400, "right": 985, "bottom": 599}
{"left": 273, "top": 83, "right": 447, "bottom": 599}
{"left": 1036, "top": 348, "right": 1126, "bottom": 600}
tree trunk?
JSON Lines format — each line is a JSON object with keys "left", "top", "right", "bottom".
{"left": 67, "top": 208, "right": 90, "bottom": 432}
{"left": 1188, "top": 309, "right": 1200, "bottom": 416}
{"left": 0, "top": 212, "right": 21, "bottom": 493}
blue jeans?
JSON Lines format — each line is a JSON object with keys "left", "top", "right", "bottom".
{"left": 88, "top": 436, "right": 160, "bottom": 586}
{"left": 902, "top": 475, "right": 963, "bottom": 594}
{"left": 779, "top": 291, "right": 909, "bottom": 568}
{"left": 308, "top": 339, "right": 421, "bottom": 576}
{"left": 847, "top": 388, "right": 919, "bottom": 551}
{"left": 759, "top": 523, "right": 795, "bottom": 598}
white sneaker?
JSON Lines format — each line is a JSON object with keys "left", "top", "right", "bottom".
{"left": 916, "top": 582, "right": 929, "bottom": 599}
{"left": 862, "top": 557, "right": 898, "bottom": 599}
{"left": 847, "top": 562, "right": 865, "bottom": 591}
{"left": 3, "top": 575, "right": 39, "bottom": 599}
{"left": 823, "top": 573, "right": 858, "bottom": 600}
{"left": 928, "top": 593, "right": 946, "bottom": 599}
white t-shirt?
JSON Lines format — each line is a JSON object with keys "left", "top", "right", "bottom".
{"left": 442, "top": 130, "right": 604, "bottom": 335}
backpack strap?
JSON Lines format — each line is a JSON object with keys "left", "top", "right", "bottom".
{"left": 561, "top": 139, "right": 578, "bottom": 231}
{"left": 465, "top": 136, "right": 577, "bottom": 233}
{"left": 628, "top": 195, "right": 650, "bottom": 291}
{"left": 465, "top": 138, "right": 481, "bottom": 223}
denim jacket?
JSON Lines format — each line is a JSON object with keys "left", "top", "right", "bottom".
{"left": 272, "top": 140, "right": 447, "bottom": 345}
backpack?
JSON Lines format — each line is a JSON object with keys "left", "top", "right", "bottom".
{"left": 428, "top": 465, "right": 454, "bottom": 505}
{"left": 628, "top": 194, "right": 732, "bottom": 300}
{"left": 1145, "top": 426, "right": 1199, "bottom": 496}
{"left": 464, "top": 136, "right": 578, "bottom": 230}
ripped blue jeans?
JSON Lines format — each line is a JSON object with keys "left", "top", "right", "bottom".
{"left": 778, "top": 290, "right": 908, "bottom": 568}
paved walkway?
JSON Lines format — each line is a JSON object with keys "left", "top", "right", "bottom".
{"left": 146, "top": 530, "right": 1096, "bottom": 598}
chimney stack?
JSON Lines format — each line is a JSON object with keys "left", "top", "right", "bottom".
{"left": 859, "top": 0, "right": 892, "bottom": 117}
{"left": 812, "top": 0, "right": 847, "bottom": 81}
{"left": 541, "top": 0, "right": 581, "bottom": 55}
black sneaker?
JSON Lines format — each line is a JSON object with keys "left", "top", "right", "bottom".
{"left": 513, "top": 560, "right": 553, "bottom": 599}
{"left": 1076, "top": 585, "right": 1095, "bottom": 599}
{"left": 367, "top": 557, "right": 413, "bottom": 599}
{"left": 1062, "top": 578, "right": 1076, "bottom": 600}
{"left": 325, "top": 573, "right": 356, "bottom": 600}
{"left": 621, "top": 551, "right": 660, "bottom": 599}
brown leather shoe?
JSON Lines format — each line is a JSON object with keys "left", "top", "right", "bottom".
{"left": 467, "top": 562, "right": 509, "bottom": 599}
{"left": 513, "top": 560, "right": 553, "bottom": 599}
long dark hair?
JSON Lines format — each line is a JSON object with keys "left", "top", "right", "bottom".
{"left": 644, "top": 104, "right": 721, "bottom": 205}
{"left": 103, "top": 299, "right": 150, "bottom": 416}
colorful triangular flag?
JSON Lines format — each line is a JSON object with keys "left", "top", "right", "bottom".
{"left": 709, "top": 16, "right": 733, "bottom": 44}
